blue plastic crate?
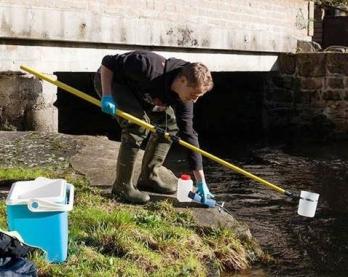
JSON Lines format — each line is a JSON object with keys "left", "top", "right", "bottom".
{"left": 6, "top": 178, "right": 74, "bottom": 263}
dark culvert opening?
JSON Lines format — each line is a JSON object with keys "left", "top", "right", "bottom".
{"left": 54, "top": 71, "right": 269, "bottom": 144}
{"left": 195, "top": 72, "right": 267, "bottom": 145}
{"left": 55, "top": 72, "right": 121, "bottom": 140}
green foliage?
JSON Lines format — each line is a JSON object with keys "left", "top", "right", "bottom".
{"left": 0, "top": 201, "right": 6, "bottom": 229}
{"left": 0, "top": 167, "right": 54, "bottom": 180}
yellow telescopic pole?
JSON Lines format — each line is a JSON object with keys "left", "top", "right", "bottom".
{"left": 20, "top": 65, "right": 288, "bottom": 196}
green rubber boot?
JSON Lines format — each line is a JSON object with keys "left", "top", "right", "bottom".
{"left": 112, "top": 142, "right": 150, "bottom": 204}
{"left": 137, "top": 134, "right": 177, "bottom": 194}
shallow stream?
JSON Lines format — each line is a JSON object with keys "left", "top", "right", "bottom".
{"left": 169, "top": 140, "right": 348, "bottom": 276}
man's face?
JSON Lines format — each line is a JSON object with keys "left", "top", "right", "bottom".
{"left": 175, "top": 77, "right": 208, "bottom": 103}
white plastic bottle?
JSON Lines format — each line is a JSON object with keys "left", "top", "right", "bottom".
{"left": 176, "top": 174, "right": 193, "bottom": 202}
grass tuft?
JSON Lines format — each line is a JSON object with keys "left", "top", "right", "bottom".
{"left": 0, "top": 167, "right": 54, "bottom": 181}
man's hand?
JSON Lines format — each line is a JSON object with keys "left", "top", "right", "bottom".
{"left": 196, "top": 180, "right": 214, "bottom": 203}
{"left": 101, "top": 95, "right": 117, "bottom": 116}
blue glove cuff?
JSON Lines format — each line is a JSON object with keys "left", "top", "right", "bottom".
{"left": 102, "top": 95, "right": 113, "bottom": 101}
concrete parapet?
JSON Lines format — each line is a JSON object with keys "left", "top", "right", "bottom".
{"left": 0, "top": 0, "right": 310, "bottom": 53}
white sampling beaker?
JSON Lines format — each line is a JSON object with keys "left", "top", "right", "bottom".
{"left": 297, "top": 190, "right": 319, "bottom": 218}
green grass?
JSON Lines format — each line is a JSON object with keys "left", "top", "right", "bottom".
{"left": 0, "top": 167, "right": 266, "bottom": 276}
{"left": 0, "top": 201, "right": 6, "bottom": 229}
{"left": 0, "top": 167, "right": 55, "bottom": 181}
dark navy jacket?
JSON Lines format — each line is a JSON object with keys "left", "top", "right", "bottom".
{"left": 102, "top": 50, "right": 202, "bottom": 170}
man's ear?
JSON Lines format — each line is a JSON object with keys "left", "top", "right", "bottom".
{"left": 180, "top": 76, "right": 188, "bottom": 85}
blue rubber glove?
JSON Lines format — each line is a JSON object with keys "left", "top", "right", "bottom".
{"left": 101, "top": 95, "right": 117, "bottom": 116}
{"left": 196, "top": 181, "right": 214, "bottom": 203}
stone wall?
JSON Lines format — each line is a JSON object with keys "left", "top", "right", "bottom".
{"left": 0, "top": 72, "right": 57, "bottom": 131}
{"left": 265, "top": 53, "right": 348, "bottom": 139}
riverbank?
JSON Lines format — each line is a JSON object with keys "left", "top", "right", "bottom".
{"left": 0, "top": 131, "right": 268, "bottom": 276}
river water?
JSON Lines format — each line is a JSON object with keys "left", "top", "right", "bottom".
{"left": 168, "top": 139, "right": 348, "bottom": 276}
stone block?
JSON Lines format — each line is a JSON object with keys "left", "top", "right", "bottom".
{"left": 299, "top": 90, "right": 321, "bottom": 104}
{"left": 323, "top": 101, "right": 348, "bottom": 132}
{"left": 297, "top": 40, "right": 321, "bottom": 53}
{"left": 0, "top": 72, "right": 57, "bottom": 131}
{"left": 322, "top": 90, "right": 342, "bottom": 101}
{"left": 0, "top": 72, "right": 39, "bottom": 130}
{"left": 297, "top": 53, "right": 326, "bottom": 77}
{"left": 278, "top": 54, "right": 296, "bottom": 74}
{"left": 271, "top": 75, "right": 296, "bottom": 89}
{"left": 26, "top": 106, "right": 58, "bottom": 132}
{"left": 326, "top": 53, "right": 348, "bottom": 75}
{"left": 300, "top": 77, "right": 323, "bottom": 90}
{"left": 327, "top": 77, "right": 344, "bottom": 89}
{"left": 343, "top": 90, "right": 348, "bottom": 101}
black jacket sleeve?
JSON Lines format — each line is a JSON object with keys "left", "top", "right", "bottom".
{"left": 174, "top": 101, "right": 203, "bottom": 170}
{"left": 101, "top": 55, "right": 116, "bottom": 70}
{"left": 101, "top": 53, "right": 151, "bottom": 84}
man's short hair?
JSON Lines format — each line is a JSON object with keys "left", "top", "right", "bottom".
{"left": 179, "top": 63, "right": 214, "bottom": 91}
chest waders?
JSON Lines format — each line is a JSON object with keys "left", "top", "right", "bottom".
{"left": 96, "top": 68, "right": 178, "bottom": 203}
{"left": 137, "top": 127, "right": 178, "bottom": 194}
{"left": 136, "top": 58, "right": 179, "bottom": 195}
{"left": 112, "top": 134, "right": 150, "bottom": 204}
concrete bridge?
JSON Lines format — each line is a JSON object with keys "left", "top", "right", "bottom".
{"left": 0, "top": 0, "right": 313, "bottom": 73}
